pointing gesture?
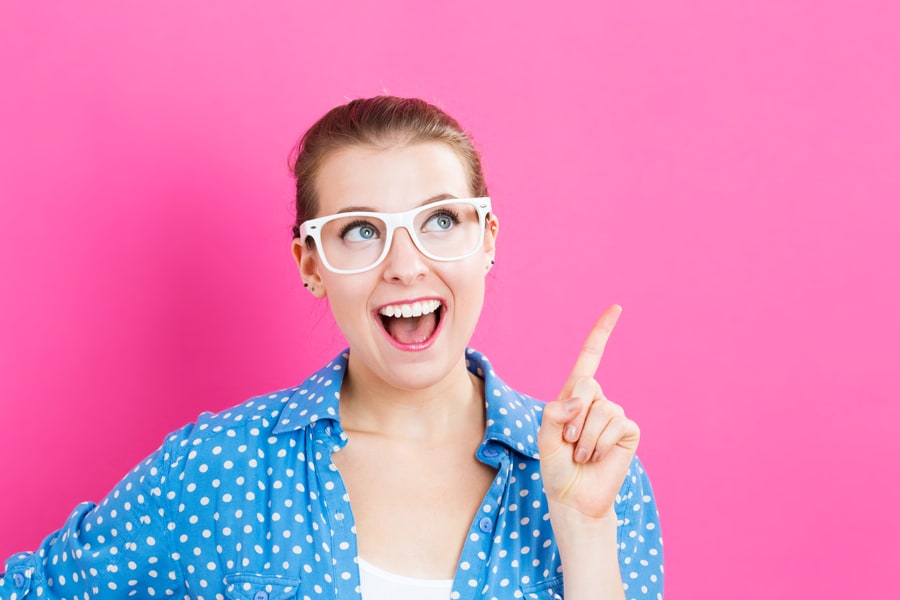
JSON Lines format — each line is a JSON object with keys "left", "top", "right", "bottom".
{"left": 538, "top": 305, "right": 640, "bottom": 520}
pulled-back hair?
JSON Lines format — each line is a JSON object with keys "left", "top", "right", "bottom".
{"left": 291, "top": 96, "right": 488, "bottom": 238}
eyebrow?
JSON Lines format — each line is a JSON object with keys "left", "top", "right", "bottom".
{"left": 335, "top": 193, "right": 459, "bottom": 214}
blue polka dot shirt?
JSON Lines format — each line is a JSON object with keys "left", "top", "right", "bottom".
{"left": 1, "top": 349, "right": 663, "bottom": 599}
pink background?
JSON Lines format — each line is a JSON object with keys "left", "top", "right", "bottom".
{"left": 1, "top": 2, "right": 898, "bottom": 598}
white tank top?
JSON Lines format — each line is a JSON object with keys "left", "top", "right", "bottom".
{"left": 357, "top": 557, "right": 454, "bottom": 600}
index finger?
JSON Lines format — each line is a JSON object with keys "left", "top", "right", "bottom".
{"left": 562, "top": 304, "right": 623, "bottom": 394}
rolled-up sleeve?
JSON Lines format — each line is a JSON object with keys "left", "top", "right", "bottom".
{"left": 615, "top": 456, "right": 665, "bottom": 600}
{"left": 0, "top": 427, "right": 189, "bottom": 599}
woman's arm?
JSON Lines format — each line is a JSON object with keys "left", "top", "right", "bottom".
{"left": 0, "top": 434, "right": 185, "bottom": 600}
{"left": 545, "top": 456, "right": 664, "bottom": 599}
{"left": 546, "top": 504, "right": 625, "bottom": 600}
{"left": 538, "top": 306, "right": 663, "bottom": 599}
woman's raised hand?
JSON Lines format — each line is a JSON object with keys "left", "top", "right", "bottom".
{"left": 538, "top": 305, "right": 640, "bottom": 520}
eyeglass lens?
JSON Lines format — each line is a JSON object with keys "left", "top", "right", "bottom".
{"left": 318, "top": 202, "right": 483, "bottom": 271}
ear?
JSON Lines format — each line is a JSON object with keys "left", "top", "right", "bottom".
{"left": 291, "top": 238, "right": 327, "bottom": 298}
{"left": 484, "top": 213, "right": 499, "bottom": 266}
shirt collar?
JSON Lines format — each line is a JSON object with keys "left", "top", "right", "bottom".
{"left": 272, "top": 348, "right": 541, "bottom": 459}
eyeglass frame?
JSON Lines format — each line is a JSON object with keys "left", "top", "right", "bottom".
{"left": 298, "top": 197, "right": 493, "bottom": 275}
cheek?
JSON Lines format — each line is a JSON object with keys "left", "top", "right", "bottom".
{"left": 448, "top": 265, "right": 487, "bottom": 309}
{"left": 323, "top": 278, "right": 370, "bottom": 319}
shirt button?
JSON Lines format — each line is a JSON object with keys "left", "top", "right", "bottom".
{"left": 483, "top": 447, "right": 499, "bottom": 457}
{"left": 478, "top": 516, "right": 493, "bottom": 533}
{"left": 12, "top": 572, "right": 25, "bottom": 588}
{"left": 254, "top": 592, "right": 269, "bottom": 600}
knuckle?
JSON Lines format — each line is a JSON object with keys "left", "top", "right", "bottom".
{"left": 592, "top": 398, "right": 618, "bottom": 418}
{"left": 595, "top": 396, "right": 624, "bottom": 416}
{"left": 572, "top": 376, "right": 600, "bottom": 399}
{"left": 575, "top": 374, "right": 597, "bottom": 388}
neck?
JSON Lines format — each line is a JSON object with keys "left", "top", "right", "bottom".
{"left": 339, "top": 354, "right": 485, "bottom": 443}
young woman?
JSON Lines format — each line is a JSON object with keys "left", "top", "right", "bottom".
{"left": 0, "top": 97, "right": 663, "bottom": 600}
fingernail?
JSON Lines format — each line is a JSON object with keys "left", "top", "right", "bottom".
{"left": 575, "top": 448, "right": 590, "bottom": 463}
{"left": 565, "top": 425, "right": 577, "bottom": 441}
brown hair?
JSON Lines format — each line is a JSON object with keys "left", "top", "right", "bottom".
{"left": 291, "top": 96, "right": 488, "bottom": 239}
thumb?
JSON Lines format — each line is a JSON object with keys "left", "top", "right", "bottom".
{"left": 538, "top": 396, "right": 581, "bottom": 453}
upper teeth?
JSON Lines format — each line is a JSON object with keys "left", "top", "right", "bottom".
{"left": 379, "top": 299, "right": 441, "bottom": 318}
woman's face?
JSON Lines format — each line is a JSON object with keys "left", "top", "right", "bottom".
{"left": 293, "top": 141, "right": 498, "bottom": 392}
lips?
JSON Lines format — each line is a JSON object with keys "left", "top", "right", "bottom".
{"left": 377, "top": 298, "right": 444, "bottom": 348}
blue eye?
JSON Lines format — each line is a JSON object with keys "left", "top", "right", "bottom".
{"left": 423, "top": 209, "right": 460, "bottom": 232}
{"left": 339, "top": 220, "right": 380, "bottom": 242}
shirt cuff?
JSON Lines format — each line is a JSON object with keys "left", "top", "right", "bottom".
{"left": 0, "top": 553, "right": 37, "bottom": 599}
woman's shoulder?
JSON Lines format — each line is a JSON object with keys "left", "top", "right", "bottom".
{"left": 161, "top": 352, "right": 350, "bottom": 459}
{"left": 467, "top": 347, "right": 547, "bottom": 459}
{"left": 466, "top": 347, "right": 547, "bottom": 410}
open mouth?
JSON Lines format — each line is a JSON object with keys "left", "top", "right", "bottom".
{"left": 378, "top": 299, "right": 444, "bottom": 348}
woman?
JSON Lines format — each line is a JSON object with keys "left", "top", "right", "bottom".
{"left": 0, "top": 97, "right": 663, "bottom": 600}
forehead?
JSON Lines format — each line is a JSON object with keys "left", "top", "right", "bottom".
{"left": 314, "top": 142, "right": 471, "bottom": 216}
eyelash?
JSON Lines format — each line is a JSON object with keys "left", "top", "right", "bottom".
{"left": 338, "top": 219, "right": 378, "bottom": 239}
{"left": 428, "top": 208, "right": 461, "bottom": 225}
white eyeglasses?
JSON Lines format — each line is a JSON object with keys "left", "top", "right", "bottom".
{"left": 299, "top": 197, "right": 492, "bottom": 274}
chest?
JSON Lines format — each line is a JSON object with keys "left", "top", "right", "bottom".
{"left": 165, "top": 426, "right": 562, "bottom": 600}
{"left": 332, "top": 434, "right": 498, "bottom": 578}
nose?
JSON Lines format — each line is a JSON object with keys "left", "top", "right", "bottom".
{"left": 382, "top": 227, "right": 428, "bottom": 284}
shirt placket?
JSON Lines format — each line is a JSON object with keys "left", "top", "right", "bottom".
{"left": 449, "top": 445, "right": 513, "bottom": 600}
{"left": 311, "top": 423, "right": 361, "bottom": 599}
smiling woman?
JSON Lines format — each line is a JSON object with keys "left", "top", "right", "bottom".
{"left": 294, "top": 140, "right": 495, "bottom": 394}
{"left": 0, "top": 97, "right": 664, "bottom": 600}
